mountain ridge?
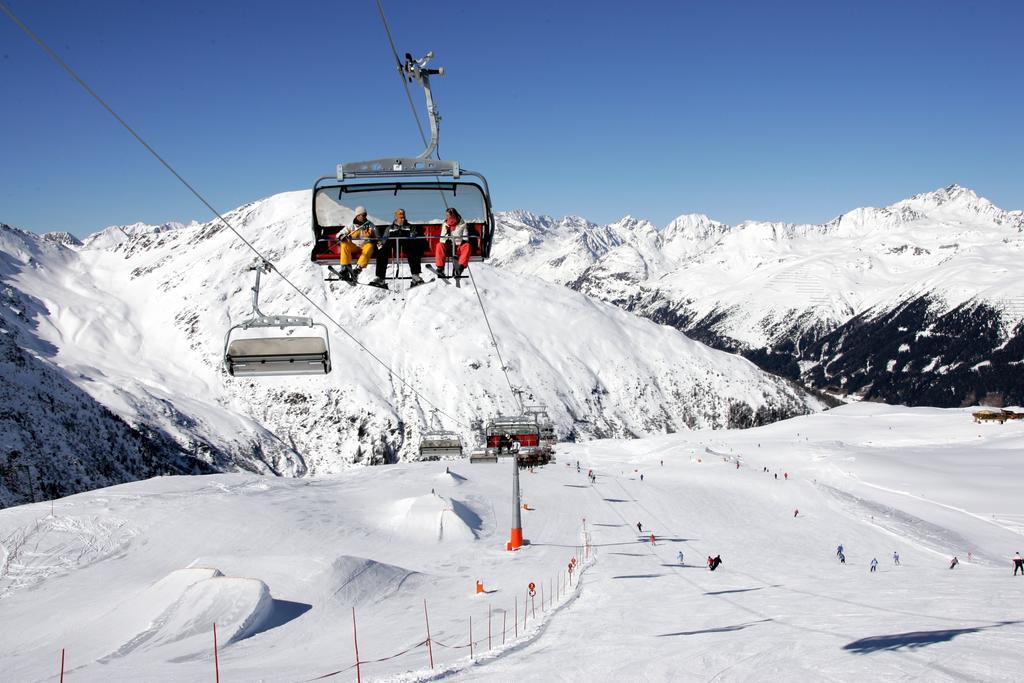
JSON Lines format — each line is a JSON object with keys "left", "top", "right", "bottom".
{"left": 489, "top": 185, "right": 1024, "bottom": 407}
{"left": 0, "top": 196, "right": 817, "bottom": 507}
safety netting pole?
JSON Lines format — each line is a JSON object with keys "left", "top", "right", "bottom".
{"left": 352, "top": 608, "right": 361, "bottom": 683}
{"left": 423, "top": 600, "right": 434, "bottom": 669}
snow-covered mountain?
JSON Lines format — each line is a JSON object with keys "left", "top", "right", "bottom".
{"left": 491, "top": 185, "right": 1024, "bottom": 407}
{"left": 0, "top": 197, "right": 816, "bottom": 506}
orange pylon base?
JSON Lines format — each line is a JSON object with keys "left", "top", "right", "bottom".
{"left": 507, "top": 527, "right": 523, "bottom": 551}
{"left": 476, "top": 581, "right": 484, "bottom": 594}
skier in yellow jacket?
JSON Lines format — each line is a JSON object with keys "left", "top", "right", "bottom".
{"left": 339, "top": 206, "right": 375, "bottom": 283}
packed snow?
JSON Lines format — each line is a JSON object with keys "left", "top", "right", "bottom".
{"left": 2, "top": 403, "right": 1022, "bottom": 681}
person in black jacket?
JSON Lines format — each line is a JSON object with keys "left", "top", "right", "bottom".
{"left": 369, "top": 208, "right": 425, "bottom": 288}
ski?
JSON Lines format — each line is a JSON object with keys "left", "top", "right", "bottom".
{"left": 425, "top": 265, "right": 452, "bottom": 286}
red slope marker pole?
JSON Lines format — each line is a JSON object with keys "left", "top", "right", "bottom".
{"left": 213, "top": 623, "right": 220, "bottom": 683}
{"left": 60, "top": 648, "right": 65, "bottom": 683}
{"left": 423, "top": 600, "right": 434, "bottom": 669}
{"left": 352, "top": 608, "right": 361, "bottom": 683}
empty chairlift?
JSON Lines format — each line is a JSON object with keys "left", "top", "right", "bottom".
{"left": 523, "top": 404, "right": 556, "bottom": 444}
{"left": 418, "top": 412, "right": 464, "bottom": 460}
{"left": 223, "top": 262, "right": 331, "bottom": 377}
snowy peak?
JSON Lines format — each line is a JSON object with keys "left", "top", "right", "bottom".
{"left": 40, "top": 231, "right": 82, "bottom": 247}
{"left": 903, "top": 183, "right": 980, "bottom": 208}
{"left": 663, "top": 213, "right": 728, "bottom": 242}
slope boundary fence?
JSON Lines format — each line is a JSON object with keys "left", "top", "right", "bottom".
{"left": 299, "top": 530, "right": 596, "bottom": 682}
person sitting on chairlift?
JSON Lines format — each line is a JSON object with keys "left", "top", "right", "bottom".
{"left": 434, "top": 207, "right": 471, "bottom": 279}
{"left": 339, "top": 206, "right": 375, "bottom": 283}
{"left": 370, "top": 208, "right": 424, "bottom": 288}
{"left": 497, "top": 431, "right": 512, "bottom": 454}
{"left": 509, "top": 438, "right": 521, "bottom": 456}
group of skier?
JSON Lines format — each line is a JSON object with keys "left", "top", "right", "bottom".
{"left": 839, "top": 545, "right": 1022, "bottom": 574}
{"left": 336, "top": 205, "right": 473, "bottom": 288}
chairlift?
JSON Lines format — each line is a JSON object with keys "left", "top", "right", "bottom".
{"left": 523, "top": 404, "right": 557, "bottom": 444}
{"left": 418, "top": 410, "right": 464, "bottom": 460}
{"left": 223, "top": 261, "right": 331, "bottom": 377}
{"left": 484, "top": 415, "right": 551, "bottom": 467}
{"left": 469, "top": 448, "right": 498, "bottom": 464}
{"left": 309, "top": 52, "right": 495, "bottom": 282}
{"left": 418, "top": 431, "right": 464, "bottom": 460}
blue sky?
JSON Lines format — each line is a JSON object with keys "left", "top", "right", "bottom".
{"left": 2, "top": 1, "right": 1022, "bottom": 237}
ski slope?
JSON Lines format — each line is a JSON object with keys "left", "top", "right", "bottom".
{"left": 1, "top": 403, "right": 1022, "bottom": 681}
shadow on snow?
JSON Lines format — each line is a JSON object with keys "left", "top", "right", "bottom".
{"left": 843, "top": 621, "right": 1021, "bottom": 654}
{"left": 657, "top": 619, "right": 773, "bottom": 637}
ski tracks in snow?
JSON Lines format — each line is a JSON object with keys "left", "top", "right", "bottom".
{"left": 0, "top": 513, "right": 136, "bottom": 599}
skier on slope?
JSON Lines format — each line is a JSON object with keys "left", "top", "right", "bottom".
{"left": 637, "top": 522, "right": 643, "bottom": 533}
{"left": 677, "top": 550, "right": 685, "bottom": 565}
{"left": 1014, "top": 552, "right": 1023, "bottom": 576}
{"left": 709, "top": 555, "right": 723, "bottom": 571}
{"left": 870, "top": 558, "right": 878, "bottom": 573}
{"left": 838, "top": 551, "right": 846, "bottom": 564}
{"left": 949, "top": 556, "right": 959, "bottom": 569}
{"left": 836, "top": 544, "right": 844, "bottom": 557}
{"left": 893, "top": 551, "right": 900, "bottom": 566}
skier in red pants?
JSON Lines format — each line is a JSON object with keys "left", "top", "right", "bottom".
{"left": 433, "top": 207, "right": 471, "bottom": 278}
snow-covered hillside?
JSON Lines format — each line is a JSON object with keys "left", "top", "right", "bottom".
{"left": 491, "top": 186, "right": 1024, "bottom": 406}
{"left": 1, "top": 404, "right": 1021, "bottom": 681}
{"left": 0, "top": 198, "right": 816, "bottom": 505}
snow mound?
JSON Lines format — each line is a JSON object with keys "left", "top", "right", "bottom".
{"left": 104, "top": 569, "right": 272, "bottom": 661}
{"left": 388, "top": 492, "right": 478, "bottom": 542}
{"left": 433, "top": 469, "right": 468, "bottom": 485}
{"left": 321, "top": 555, "right": 424, "bottom": 606}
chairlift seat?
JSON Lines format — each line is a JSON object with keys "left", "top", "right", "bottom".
{"left": 225, "top": 335, "right": 330, "bottom": 377}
